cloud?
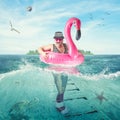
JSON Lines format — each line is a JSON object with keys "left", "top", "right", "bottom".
{"left": 0, "top": 0, "right": 120, "bottom": 54}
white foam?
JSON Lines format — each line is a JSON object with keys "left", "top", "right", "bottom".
{"left": 0, "top": 74, "right": 5, "bottom": 81}
{"left": 1, "top": 60, "right": 120, "bottom": 82}
{"left": 79, "top": 71, "right": 120, "bottom": 81}
{"left": 0, "top": 62, "right": 40, "bottom": 81}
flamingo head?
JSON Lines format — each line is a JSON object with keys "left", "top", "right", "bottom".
{"left": 76, "top": 29, "right": 81, "bottom": 40}
{"left": 73, "top": 18, "right": 81, "bottom": 40}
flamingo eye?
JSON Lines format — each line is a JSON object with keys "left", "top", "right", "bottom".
{"left": 73, "top": 21, "right": 76, "bottom": 26}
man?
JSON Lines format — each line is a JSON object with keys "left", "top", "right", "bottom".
{"left": 38, "top": 31, "right": 69, "bottom": 115}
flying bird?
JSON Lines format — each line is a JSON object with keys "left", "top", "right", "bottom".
{"left": 9, "top": 21, "right": 20, "bottom": 34}
{"left": 26, "top": 6, "right": 32, "bottom": 12}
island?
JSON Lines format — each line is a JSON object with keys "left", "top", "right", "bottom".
{"left": 78, "top": 49, "right": 93, "bottom": 55}
{"left": 27, "top": 49, "right": 93, "bottom": 55}
{"left": 27, "top": 50, "right": 39, "bottom": 55}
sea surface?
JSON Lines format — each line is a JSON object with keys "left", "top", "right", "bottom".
{"left": 0, "top": 55, "right": 120, "bottom": 120}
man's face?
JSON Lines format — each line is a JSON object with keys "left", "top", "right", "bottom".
{"left": 55, "top": 38, "right": 63, "bottom": 45}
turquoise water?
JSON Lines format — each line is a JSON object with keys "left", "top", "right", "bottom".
{"left": 0, "top": 55, "right": 120, "bottom": 120}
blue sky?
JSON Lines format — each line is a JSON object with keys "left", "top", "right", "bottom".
{"left": 0, "top": 0, "right": 120, "bottom": 54}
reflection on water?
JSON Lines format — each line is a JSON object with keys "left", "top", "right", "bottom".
{"left": 44, "top": 65, "right": 80, "bottom": 75}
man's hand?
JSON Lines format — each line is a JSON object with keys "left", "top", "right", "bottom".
{"left": 41, "top": 52, "right": 49, "bottom": 59}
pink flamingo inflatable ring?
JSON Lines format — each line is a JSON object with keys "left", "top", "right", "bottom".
{"left": 40, "top": 17, "right": 84, "bottom": 67}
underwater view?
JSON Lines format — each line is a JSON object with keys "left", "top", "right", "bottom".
{"left": 0, "top": 55, "right": 120, "bottom": 120}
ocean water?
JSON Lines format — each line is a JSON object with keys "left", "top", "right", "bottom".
{"left": 0, "top": 55, "right": 120, "bottom": 120}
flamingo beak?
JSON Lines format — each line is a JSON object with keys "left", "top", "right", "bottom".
{"left": 76, "top": 29, "right": 81, "bottom": 40}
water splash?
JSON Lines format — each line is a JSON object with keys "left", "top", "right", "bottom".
{"left": 79, "top": 71, "right": 120, "bottom": 81}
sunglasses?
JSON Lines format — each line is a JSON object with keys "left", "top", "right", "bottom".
{"left": 55, "top": 38, "right": 63, "bottom": 42}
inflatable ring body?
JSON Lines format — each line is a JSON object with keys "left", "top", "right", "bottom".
{"left": 40, "top": 17, "right": 84, "bottom": 66}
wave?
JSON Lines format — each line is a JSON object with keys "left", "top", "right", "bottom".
{"left": 0, "top": 60, "right": 120, "bottom": 82}
{"left": 80, "top": 71, "right": 120, "bottom": 81}
{"left": 0, "top": 74, "right": 4, "bottom": 81}
{"left": 0, "top": 62, "right": 42, "bottom": 82}
{"left": 0, "top": 70, "right": 22, "bottom": 82}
